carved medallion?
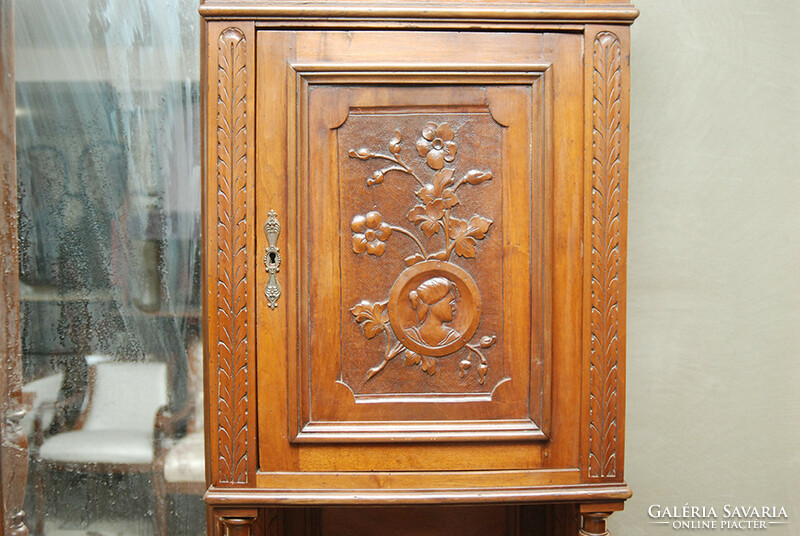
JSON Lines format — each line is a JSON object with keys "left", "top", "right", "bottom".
{"left": 388, "top": 261, "right": 480, "bottom": 358}
{"left": 346, "top": 121, "right": 498, "bottom": 386}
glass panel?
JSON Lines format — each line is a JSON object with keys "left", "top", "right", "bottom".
{"left": 14, "top": 1, "right": 203, "bottom": 534}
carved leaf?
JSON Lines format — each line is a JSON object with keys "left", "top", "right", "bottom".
{"left": 407, "top": 204, "right": 441, "bottom": 237}
{"left": 350, "top": 301, "right": 389, "bottom": 339}
{"left": 466, "top": 215, "right": 493, "bottom": 240}
{"left": 216, "top": 27, "right": 249, "bottom": 485}
{"left": 450, "top": 216, "right": 493, "bottom": 258}
{"left": 449, "top": 217, "right": 477, "bottom": 258}
{"left": 421, "top": 356, "right": 437, "bottom": 375}
{"left": 432, "top": 168, "right": 455, "bottom": 197}
{"left": 428, "top": 250, "right": 448, "bottom": 261}
{"left": 441, "top": 188, "right": 459, "bottom": 209}
{"left": 464, "top": 170, "right": 493, "bottom": 185}
{"left": 404, "top": 253, "right": 424, "bottom": 266}
{"left": 404, "top": 350, "right": 421, "bottom": 366}
{"left": 415, "top": 184, "right": 435, "bottom": 203}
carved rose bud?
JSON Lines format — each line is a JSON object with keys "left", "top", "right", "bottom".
{"left": 477, "top": 363, "right": 489, "bottom": 384}
{"left": 348, "top": 148, "right": 371, "bottom": 160}
{"left": 351, "top": 211, "right": 392, "bottom": 256}
{"left": 459, "top": 359, "right": 472, "bottom": 378}
{"left": 389, "top": 129, "right": 402, "bottom": 154}
{"left": 479, "top": 335, "right": 497, "bottom": 348}
{"left": 465, "top": 170, "right": 493, "bottom": 185}
{"left": 367, "top": 169, "right": 385, "bottom": 186}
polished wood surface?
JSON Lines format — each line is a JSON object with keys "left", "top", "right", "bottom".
{"left": 202, "top": 2, "right": 635, "bottom": 534}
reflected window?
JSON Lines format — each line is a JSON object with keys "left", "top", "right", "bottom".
{"left": 13, "top": 1, "right": 205, "bottom": 534}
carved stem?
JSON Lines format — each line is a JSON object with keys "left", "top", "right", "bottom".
{"left": 466, "top": 343, "right": 488, "bottom": 365}
{"left": 443, "top": 209, "right": 453, "bottom": 259}
{"left": 389, "top": 225, "right": 427, "bottom": 257}
{"left": 369, "top": 153, "right": 424, "bottom": 187}
{"left": 365, "top": 341, "right": 404, "bottom": 382}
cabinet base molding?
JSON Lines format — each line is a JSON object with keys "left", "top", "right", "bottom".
{"left": 205, "top": 484, "right": 631, "bottom": 507}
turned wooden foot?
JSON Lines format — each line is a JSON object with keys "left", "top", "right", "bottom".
{"left": 580, "top": 510, "right": 618, "bottom": 536}
{"left": 213, "top": 509, "right": 259, "bottom": 536}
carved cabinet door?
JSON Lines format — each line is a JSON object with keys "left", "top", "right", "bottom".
{"left": 254, "top": 29, "right": 581, "bottom": 483}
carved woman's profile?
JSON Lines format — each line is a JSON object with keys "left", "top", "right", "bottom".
{"left": 403, "top": 276, "right": 461, "bottom": 348}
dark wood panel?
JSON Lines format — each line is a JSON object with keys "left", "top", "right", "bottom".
{"left": 320, "top": 506, "right": 515, "bottom": 536}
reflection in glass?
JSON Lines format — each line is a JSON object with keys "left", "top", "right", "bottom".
{"left": 14, "top": 1, "right": 203, "bottom": 534}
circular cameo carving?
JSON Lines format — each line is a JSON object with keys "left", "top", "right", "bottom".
{"left": 388, "top": 261, "right": 481, "bottom": 357}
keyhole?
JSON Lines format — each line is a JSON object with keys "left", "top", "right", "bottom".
{"left": 268, "top": 251, "right": 277, "bottom": 264}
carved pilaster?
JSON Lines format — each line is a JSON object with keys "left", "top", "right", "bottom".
{"left": 588, "top": 30, "right": 622, "bottom": 480}
{"left": 215, "top": 26, "right": 249, "bottom": 485}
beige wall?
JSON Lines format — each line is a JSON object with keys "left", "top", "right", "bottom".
{"left": 611, "top": 1, "right": 800, "bottom": 534}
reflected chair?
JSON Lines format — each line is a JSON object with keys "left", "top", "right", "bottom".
{"left": 21, "top": 372, "right": 64, "bottom": 438}
{"left": 153, "top": 337, "right": 206, "bottom": 536}
{"left": 31, "top": 358, "right": 167, "bottom": 535}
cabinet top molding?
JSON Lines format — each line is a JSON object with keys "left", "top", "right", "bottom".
{"left": 199, "top": 2, "right": 639, "bottom": 25}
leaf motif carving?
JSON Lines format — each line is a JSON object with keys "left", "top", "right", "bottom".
{"left": 350, "top": 300, "right": 389, "bottom": 339}
{"left": 588, "top": 31, "right": 622, "bottom": 480}
{"left": 216, "top": 26, "right": 249, "bottom": 485}
{"left": 407, "top": 204, "right": 442, "bottom": 237}
{"left": 404, "top": 350, "right": 421, "bottom": 366}
{"left": 449, "top": 215, "right": 493, "bottom": 258}
{"left": 449, "top": 217, "right": 477, "bottom": 258}
{"left": 421, "top": 356, "right": 437, "bottom": 375}
{"left": 466, "top": 215, "right": 493, "bottom": 240}
{"left": 404, "top": 253, "right": 424, "bottom": 266}
{"left": 432, "top": 168, "right": 455, "bottom": 196}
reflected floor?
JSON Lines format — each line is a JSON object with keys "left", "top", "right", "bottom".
{"left": 28, "top": 472, "right": 205, "bottom": 536}
{"left": 43, "top": 518, "right": 154, "bottom": 536}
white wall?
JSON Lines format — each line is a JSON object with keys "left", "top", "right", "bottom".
{"left": 612, "top": 1, "right": 800, "bottom": 534}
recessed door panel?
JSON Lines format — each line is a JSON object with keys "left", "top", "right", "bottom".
{"left": 256, "top": 30, "right": 584, "bottom": 473}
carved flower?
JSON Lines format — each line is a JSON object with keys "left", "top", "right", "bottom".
{"left": 351, "top": 211, "right": 392, "bottom": 256}
{"left": 416, "top": 122, "right": 457, "bottom": 170}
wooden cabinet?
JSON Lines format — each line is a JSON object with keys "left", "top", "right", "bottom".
{"left": 201, "top": 2, "right": 636, "bottom": 534}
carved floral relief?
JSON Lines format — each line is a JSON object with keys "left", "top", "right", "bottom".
{"left": 346, "top": 121, "right": 498, "bottom": 386}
